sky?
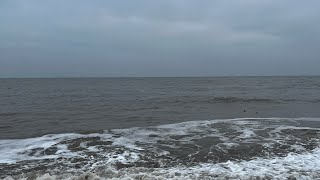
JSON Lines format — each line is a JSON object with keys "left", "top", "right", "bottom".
{"left": 0, "top": 0, "right": 319, "bottom": 77}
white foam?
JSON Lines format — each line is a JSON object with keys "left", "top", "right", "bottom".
{"left": 5, "top": 147, "right": 320, "bottom": 179}
{"left": 1, "top": 117, "right": 320, "bottom": 164}
{"left": 111, "top": 137, "right": 143, "bottom": 150}
{"left": 218, "top": 142, "right": 239, "bottom": 148}
{"left": 1, "top": 117, "right": 320, "bottom": 179}
{"left": 0, "top": 133, "right": 110, "bottom": 164}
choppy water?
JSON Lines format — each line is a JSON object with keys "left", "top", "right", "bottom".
{"left": 1, "top": 77, "right": 320, "bottom": 179}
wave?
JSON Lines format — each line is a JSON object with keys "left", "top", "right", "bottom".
{"left": 0, "top": 113, "right": 19, "bottom": 117}
{"left": 1, "top": 118, "right": 320, "bottom": 179}
{"left": 4, "top": 148, "right": 320, "bottom": 179}
{"left": 149, "top": 96, "right": 320, "bottom": 104}
{"left": 207, "top": 96, "right": 276, "bottom": 103}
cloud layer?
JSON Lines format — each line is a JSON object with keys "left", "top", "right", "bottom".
{"left": 1, "top": 0, "right": 319, "bottom": 77}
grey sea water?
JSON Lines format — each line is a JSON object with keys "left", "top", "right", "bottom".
{"left": 1, "top": 76, "right": 320, "bottom": 179}
{"left": 1, "top": 76, "right": 320, "bottom": 139}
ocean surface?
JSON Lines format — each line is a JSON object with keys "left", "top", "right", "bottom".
{"left": 1, "top": 76, "right": 320, "bottom": 179}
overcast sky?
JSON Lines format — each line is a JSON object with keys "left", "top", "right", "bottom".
{"left": 0, "top": 0, "right": 319, "bottom": 77}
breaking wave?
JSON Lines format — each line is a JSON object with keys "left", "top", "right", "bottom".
{"left": 1, "top": 118, "right": 320, "bottom": 179}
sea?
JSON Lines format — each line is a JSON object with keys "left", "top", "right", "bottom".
{"left": 1, "top": 76, "right": 320, "bottom": 179}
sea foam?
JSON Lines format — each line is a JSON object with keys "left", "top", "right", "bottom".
{"left": 1, "top": 118, "right": 320, "bottom": 179}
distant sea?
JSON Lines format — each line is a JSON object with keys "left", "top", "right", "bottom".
{"left": 1, "top": 76, "right": 320, "bottom": 179}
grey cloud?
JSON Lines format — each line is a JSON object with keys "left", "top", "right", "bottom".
{"left": 0, "top": 0, "right": 320, "bottom": 77}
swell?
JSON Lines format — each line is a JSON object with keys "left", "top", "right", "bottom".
{"left": 0, "top": 112, "right": 19, "bottom": 117}
{"left": 148, "top": 96, "right": 320, "bottom": 104}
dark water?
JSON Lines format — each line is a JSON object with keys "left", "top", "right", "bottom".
{"left": 1, "top": 76, "right": 320, "bottom": 139}
{"left": 1, "top": 76, "right": 320, "bottom": 179}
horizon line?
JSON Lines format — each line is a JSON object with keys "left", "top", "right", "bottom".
{"left": 1, "top": 75, "right": 320, "bottom": 79}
